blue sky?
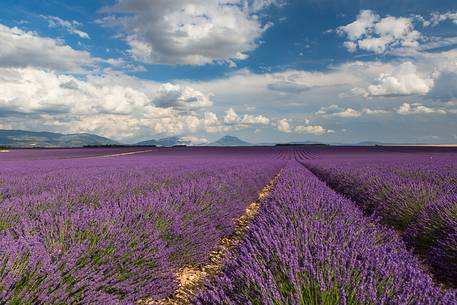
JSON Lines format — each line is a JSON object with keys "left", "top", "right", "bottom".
{"left": 1, "top": 0, "right": 457, "bottom": 144}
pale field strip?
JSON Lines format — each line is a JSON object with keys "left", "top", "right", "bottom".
{"left": 0, "top": 149, "right": 155, "bottom": 157}
{"left": 97, "top": 149, "right": 155, "bottom": 158}
{"left": 144, "top": 170, "right": 283, "bottom": 305}
{"left": 74, "top": 149, "right": 156, "bottom": 159}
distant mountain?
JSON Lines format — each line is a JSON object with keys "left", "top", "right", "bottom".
{"left": 209, "top": 135, "right": 251, "bottom": 146}
{"left": 135, "top": 139, "right": 159, "bottom": 146}
{"left": 0, "top": 129, "right": 118, "bottom": 148}
{"left": 136, "top": 136, "right": 193, "bottom": 147}
{"left": 136, "top": 135, "right": 251, "bottom": 147}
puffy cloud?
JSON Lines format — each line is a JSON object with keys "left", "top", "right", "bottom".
{"left": 201, "top": 112, "right": 221, "bottom": 133}
{"left": 294, "top": 125, "right": 334, "bottom": 135}
{"left": 338, "top": 10, "right": 422, "bottom": 54}
{"left": 240, "top": 114, "right": 270, "bottom": 125}
{"left": 343, "top": 41, "right": 357, "bottom": 52}
{"left": 334, "top": 108, "right": 362, "bottom": 118}
{"left": 275, "top": 118, "right": 333, "bottom": 135}
{"left": 428, "top": 11, "right": 457, "bottom": 27}
{"left": 223, "top": 107, "right": 270, "bottom": 126}
{"left": 362, "top": 108, "right": 389, "bottom": 115}
{"left": 153, "top": 83, "right": 213, "bottom": 111}
{"left": 365, "top": 62, "right": 433, "bottom": 97}
{"left": 100, "top": 0, "right": 279, "bottom": 65}
{"left": 316, "top": 105, "right": 362, "bottom": 118}
{"left": 396, "top": 103, "right": 446, "bottom": 115}
{"left": 0, "top": 67, "right": 157, "bottom": 117}
{"left": 0, "top": 67, "right": 274, "bottom": 140}
{"left": 315, "top": 104, "right": 390, "bottom": 118}
{"left": 224, "top": 107, "right": 240, "bottom": 124}
{"left": 0, "top": 23, "right": 95, "bottom": 72}
{"left": 41, "top": 15, "right": 90, "bottom": 39}
{"left": 179, "top": 136, "right": 209, "bottom": 145}
{"left": 186, "top": 56, "right": 457, "bottom": 114}
{"left": 276, "top": 118, "right": 291, "bottom": 132}
{"left": 338, "top": 10, "right": 379, "bottom": 40}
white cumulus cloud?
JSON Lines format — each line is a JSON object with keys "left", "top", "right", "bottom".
{"left": 0, "top": 23, "right": 95, "bottom": 72}
{"left": 276, "top": 118, "right": 291, "bottom": 132}
{"left": 365, "top": 62, "right": 433, "bottom": 97}
{"left": 427, "top": 11, "right": 457, "bottom": 27}
{"left": 396, "top": 103, "right": 446, "bottom": 115}
{"left": 179, "top": 136, "right": 209, "bottom": 145}
{"left": 275, "top": 118, "right": 333, "bottom": 135}
{"left": 315, "top": 105, "right": 390, "bottom": 118}
{"left": 223, "top": 107, "right": 270, "bottom": 126}
{"left": 316, "top": 105, "right": 362, "bottom": 118}
{"left": 99, "top": 0, "right": 280, "bottom": 65}
{"left": 338, "top": 10, "right": 422, "bottom": 54}
{"left": 153, "top": 83, "right": 213, "bottom": 111}
{"left": 294, "top": 125, "right": 334, "bottom": 135}
{"left": 0, "top": 67, "right": 274, "bottom": 140}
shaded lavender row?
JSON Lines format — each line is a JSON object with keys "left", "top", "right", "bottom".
{"left": 304, "top": 155, "right": 457, "bottom": 286}
{"left": 194, "top": 161, "right": 456, "bottom": 305}
{"left": 0, "top": 152, "right": 283, "bottom": 304}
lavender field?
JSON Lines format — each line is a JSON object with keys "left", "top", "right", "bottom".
{"left": 1, "top": 147, "right": 457, "bottom": 304}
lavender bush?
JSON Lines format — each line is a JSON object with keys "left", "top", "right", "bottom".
{"left": 304, "top": 154, "right": 457, "bottom": 286}
{"left": 2, "top": 146, "right": 456, "bottom": 304}
{"left": 194, "top": 162, "right": 456, "bottom": 304}
{"left": 0, "top": 149, "right": 283, "bottom": 304}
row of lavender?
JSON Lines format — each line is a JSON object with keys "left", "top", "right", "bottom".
{"left": 303, "top": 154, "right": 457, "bottom": 286}
{"left": 0, "top": 151, "right": 283, "bottom": 304}
{"left": 194, "top": 161, "right": 456, "bottom": 304}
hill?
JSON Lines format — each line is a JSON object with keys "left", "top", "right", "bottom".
{"left": 136, "top": 136, "right": 193, "bottom": 147}
{"left": 209, "top": 135, "right": 251, "bottom": 146}
{"left": 0, "top": 129, "right": 118, "bottom": 148}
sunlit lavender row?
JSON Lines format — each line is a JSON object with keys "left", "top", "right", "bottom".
{"left": 0, "top": 149, "right": 283, "bottom": 303}
{"left": 1, "top": 146, "right": 457, "bottom": 304}
{"left": 305, "top": 153, "right": 457, "bottom": 285}
{"left": 194, "top": 161, "right": 456, "bottom": 305}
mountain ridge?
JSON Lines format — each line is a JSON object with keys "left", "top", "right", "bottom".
{"left": 208, "top": 135, "right": 252, "bottom": 146}
{"left": 136, "top": 135, "right": 252, "bottom": 147}
{"left": 0, "top": 129, "right": 118, "bottom": 148}
{"left": 2, "top": 129, "right": 445, "bottom": 148}
{"left": 136, "top": 136, "right": 193, "bottom": 147}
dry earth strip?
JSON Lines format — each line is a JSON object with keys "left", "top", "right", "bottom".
{"left": 144, "top": 170, "right": 283, "bottom": 305}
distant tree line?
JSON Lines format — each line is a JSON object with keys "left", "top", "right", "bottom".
{"left": 275, "top": 143, "right": 329, "bottom": 146}
{"left": 83, "top": 144, "right": 157, "bottom": 148}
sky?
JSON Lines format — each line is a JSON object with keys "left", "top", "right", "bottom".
{"left": 1, "top": 0, "right": 457, "bottom": 144}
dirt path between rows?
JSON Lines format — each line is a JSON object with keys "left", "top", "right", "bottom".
{"left": 144, "top": 170, "right": 282, "bottom": 305}
{"left": 75, "top": 149, "right": 155, "bottom": 159}
{"left": 97, "top": 149, "right": 155, "bottom": 158}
